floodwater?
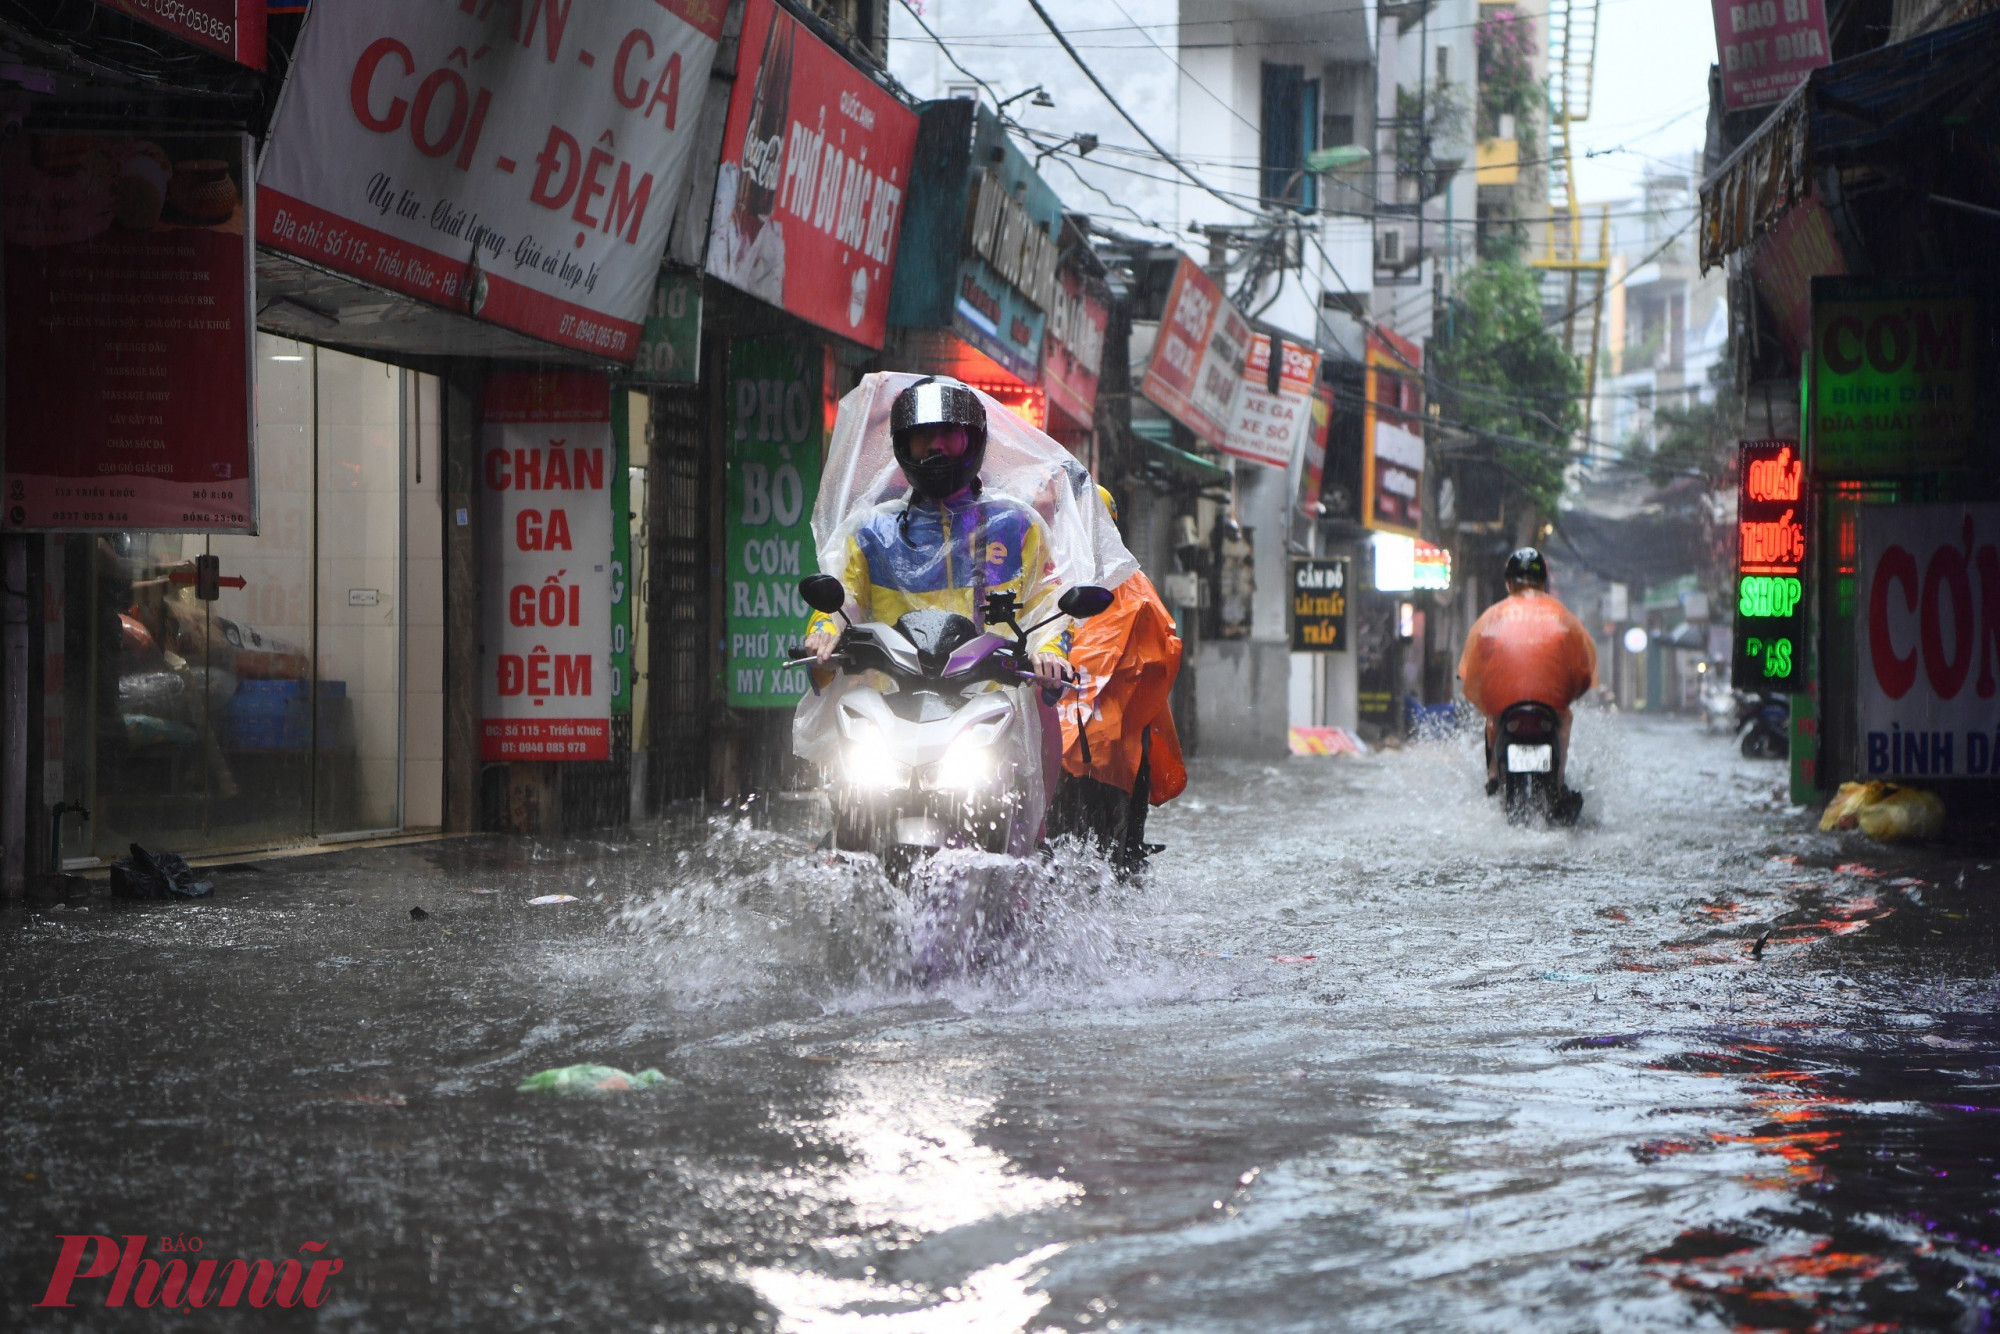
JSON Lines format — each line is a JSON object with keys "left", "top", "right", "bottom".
{"left": 3, "top": 712, "right": 1998, "bottom": 1332}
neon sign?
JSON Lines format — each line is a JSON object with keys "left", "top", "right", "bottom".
{"left": 1733, "top": 439, "right": 1810, "bottom": 691}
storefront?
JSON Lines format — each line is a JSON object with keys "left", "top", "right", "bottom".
{"left": 692, "top": 0, "right": 920, "bottom": 796}
{"left": 47, "top": 339, "right": 444, "bottom": 862}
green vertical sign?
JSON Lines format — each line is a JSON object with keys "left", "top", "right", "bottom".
{"left": 628, "top": 269, "right": 702, "bottom": 384}
{"left": 727, "top": 337, "right": 822, "bottom": 708}
{"left": 609, "top": 394, "right": 633, "bottom": 717}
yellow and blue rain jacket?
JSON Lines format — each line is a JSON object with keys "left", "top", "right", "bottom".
{"left": 807, "top": 494, "right": 1072, "bottom": 657}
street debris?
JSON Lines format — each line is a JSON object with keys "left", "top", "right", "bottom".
{"left": 1820, "top": 782, "right": 1945, "bottom": 842}
{"left": 409, "top": 906, "right": 430, "bottom": 921}
{"left": 516, "top": 1065, "right": 672, "bottom": 1095}
{"left": 108, "top": 844, "right": 213, "bottom": 901}
{"left": 1271, "top": 954, "right": 1317, "bottom": 964}
{"left": 528, "top": 894, "right": 579, "bottom": 905}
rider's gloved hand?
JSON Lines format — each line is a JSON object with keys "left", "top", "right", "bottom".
{"left": 1031, "top": 652, "right": 1074, "bottom": 687}
{"left": 805, "top": 629, "right": 841, "bottom": 663}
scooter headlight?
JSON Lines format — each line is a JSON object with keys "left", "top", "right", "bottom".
{"left": 840, "top": 719, "right": 910, "bottom": 790}
{"left": 929, "top": 718, "right": 1009, "bottom": 791}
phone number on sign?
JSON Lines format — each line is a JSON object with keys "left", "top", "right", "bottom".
{"left": 556, "top": 314, "right": 630, "bottom": 355}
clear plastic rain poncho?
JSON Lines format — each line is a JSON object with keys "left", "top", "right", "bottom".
{"left": 794, "top": 373, "right": 1141, "bottom": 811}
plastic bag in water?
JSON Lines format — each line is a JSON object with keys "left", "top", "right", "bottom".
{"left": 515, "top": 1065, "right": 671, "bottom": 1095}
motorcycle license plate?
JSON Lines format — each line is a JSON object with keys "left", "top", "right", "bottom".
{"left": 1507, "top": 744, "right": 1553, "bottom": 773}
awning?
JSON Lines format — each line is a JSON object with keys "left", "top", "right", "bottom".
{"left": 1699, "top": 8, "right": 2000, "bottom": 270}
{"left": 1128, "top": 419, "right": 1231, "bottom": 488}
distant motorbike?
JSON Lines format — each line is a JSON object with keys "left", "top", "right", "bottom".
{"left": 792, "top": 572, "right": 1112, "bottom": 882}
{"left": 1700, "top": 670, "right": 1735, "bottom": 734}
{"left": 1737, "top": 690, "right": 1790, "bottom": 760}
{"left": 1489, "top": 700, "right": 1582, "bottom": 826}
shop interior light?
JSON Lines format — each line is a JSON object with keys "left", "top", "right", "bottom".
{"left": 1623, "top": 626, "right": 1650, "bottom": 655}
{"left": 1372, "top": 533, "right": 1416, "bottom": 592}
{"left": 963, "top": 382, "right": 1046, "bottom": 431}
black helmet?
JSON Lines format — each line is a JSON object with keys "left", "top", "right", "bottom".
{"left": 1505, "top": 547, "right": 1548, "bottom": 589}
{"left": 891, "top": 376, "right": 987, "bottom": 501}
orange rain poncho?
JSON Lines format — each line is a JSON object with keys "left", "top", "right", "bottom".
{"left": 1457, "top": 588, "right": 1598, "bottom": 719}
{"left": 1060, "top": 571, "right": 1188, "bottom": 804}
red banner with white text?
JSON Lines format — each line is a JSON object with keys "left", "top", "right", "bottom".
{"left": 705, "top": 0, "right": 918, "bottom": 347}
{"left": 97, "top": 0, "right": 265, "bottom": 68}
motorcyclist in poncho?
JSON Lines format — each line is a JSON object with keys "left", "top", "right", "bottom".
{"left": 795, "top": 373, "right": 1139, "bottom": 844}
{"left": 1050, "top": 486, "right": 1188, "bottom": 872}
{"left": 1458, "top": 546, "right": 1597, "bottom": 798}
{"left": 802, "top": 377, "right": 1073, "bottom": 684}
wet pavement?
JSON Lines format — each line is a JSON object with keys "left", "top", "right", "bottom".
{"left": 3, "top": 711, "right": 1998, "bottom": 1332}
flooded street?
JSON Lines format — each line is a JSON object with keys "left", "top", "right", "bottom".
{"left": 5, "top": 711, "right": 1998, "bottom": 1332}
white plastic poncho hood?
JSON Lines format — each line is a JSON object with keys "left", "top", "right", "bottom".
{"left": 812, "top": 372, "right": 1140, "bottom": 593}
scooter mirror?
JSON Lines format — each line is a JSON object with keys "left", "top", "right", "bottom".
{"left": 799, "top": 574, "right": 847, "bottom": 615}
{"left": 1059, "top": 585, "right": 1114, "bottom": 619}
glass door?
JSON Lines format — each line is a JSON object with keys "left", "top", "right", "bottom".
{"left": 78, "top": 337, "right": 440, "bottom": 858}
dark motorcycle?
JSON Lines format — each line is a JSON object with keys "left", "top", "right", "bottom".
{"left": 1736, "top": 690, "right": 1790, "bottom": 760}
{"left": 1490, "top": 701, "right": 1582, "bottom": 826}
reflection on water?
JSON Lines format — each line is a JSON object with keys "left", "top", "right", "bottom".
{"left": 3, "top": 712, "right": 1997, "bottom": 1331}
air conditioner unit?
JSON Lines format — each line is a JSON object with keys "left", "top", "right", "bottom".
{"left": 1376, "top": 227, "right": 1404, "bottom": 267}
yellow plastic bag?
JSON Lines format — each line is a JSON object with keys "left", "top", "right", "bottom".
{"left": 1819, "top": 781, "right": 1888, "bottom": 832}
{"left": 1855, "top": 786, "right": 1945, "bottom": 843}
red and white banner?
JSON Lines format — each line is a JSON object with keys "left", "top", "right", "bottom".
{"left": 1222, "top": 334, "right": 1321, "bottom": 470}
{"left": 480, "top": 372, "right": 616, "bottom": 762}
{"left": 258, "top": 0, "right": 723, "bottom": 361}
{"left": 97, "top": 0, "right": 265, "bottom": 68}
{"left": 705, "top": 0, "right": 918, "bottom": 347}
{"left": 3, "top": 132, "right": 254, "bottom": 533}
{"left": 1139, "top": 254, "right": 1251, "bottom": 446}
{"left": 1712, "top": 0, "right": 1830, "bottom": 111}
{"left": 1857, "top": 504, "right": 2000, "bottom": 779}
{"left": 1044, "top": 265, "right": 1107, "bottom": 429}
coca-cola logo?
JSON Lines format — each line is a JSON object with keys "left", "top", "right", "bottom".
{"left": 741, "top": 128, "right": 784, "bottom": 194}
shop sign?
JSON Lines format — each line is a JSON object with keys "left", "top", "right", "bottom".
{"left": 1290, "top": 557, "right": 1348, "bottom": 652}
{"left": 1711, "top": 0, "right": 1829, "bottom": 111}
{"left": 480, "top": 372, "right": 616, "bottom": 762}
{"left": 258, "top": 0, "right": 723, "bottom": 361}
{"left": 1809, "top": 276, "right": 1975, "bottom": 475}
{"left": 1222, "top": 334, "right": 1320, "bottom": 471}
{"left": 951, "top": 148, "right": 1062, "bottom": 382}
{"left": 609, "top": 396, "right": 636, "bottom": 717}
{"left": 1044, "top": 265, "right": 1107, "bottom": 427}
{"left": 1363, "top": 329, "right": 1425, "bottom": 538}
{"left": 97, "top": 0, "right": 265, "bottom": 68}
{"left": 1298, "top": 386, "right": 1334, "bottom": 519}
{"left": 726, "top": 337, "right": 823, "bottom": 708}
{"left": 2, "top": 131, "right": 254, "bottom": 533}
{"left": 1732, "top": 440, "right": 1810, "bottom": 690}
{"left": 626, "top": 269, "right": 702, "bottom": 384}
{"left": 706, "top": 0, "right": 918, "bottom": 348}
{"left": 1140, "top": 254, "right": 1251, "bottom": 446}
{"left": 1749, "top": 191, "right": 1844, "bottom": 360}
{"left": 1413, "top": 542, "right": 1451, "bottom": 590}
{"left": 1856, "top": 503, "right": 2000, "bottom": 777}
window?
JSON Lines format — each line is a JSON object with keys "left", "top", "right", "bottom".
{"left": 1321, "top": 113, "right": 1355, "bottom": 148}
{"left": 1261, "top": 64, "right": 1319, "bottom": 208}
{"left": 945, "top": 81, "right": 979, "bottom": 102}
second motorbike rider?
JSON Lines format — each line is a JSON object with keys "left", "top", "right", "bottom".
{"left": 1457, "top": 547, "right": 1597, "bottom": 813}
